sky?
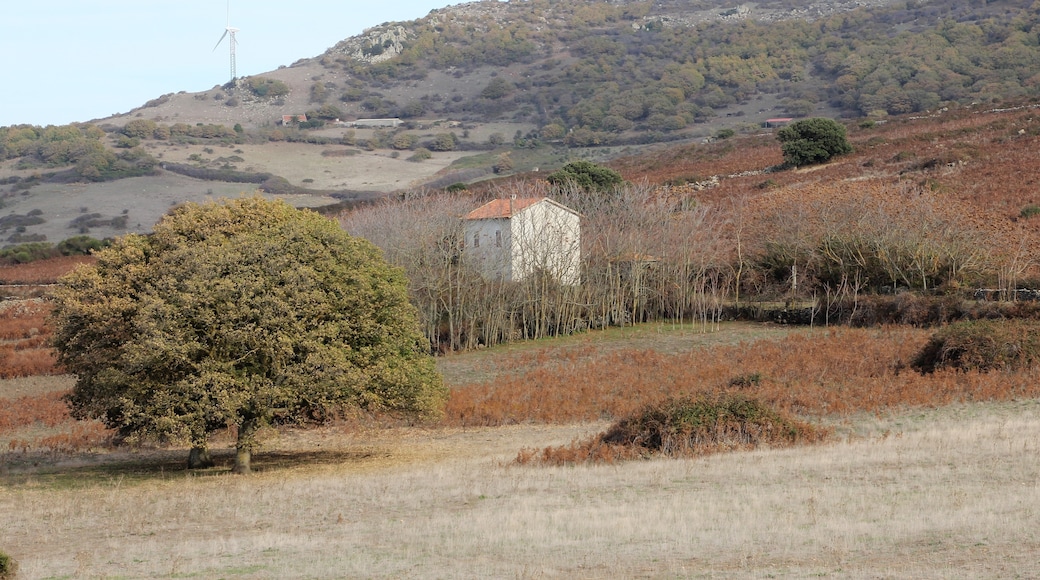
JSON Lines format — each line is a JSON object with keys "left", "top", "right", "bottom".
{"left": 0, "top": 1, "right": 469, "bottom": 128}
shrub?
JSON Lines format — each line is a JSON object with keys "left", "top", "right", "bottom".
{"left": 57, "top": 235, "right": 107, "bottom": 255}
{"left": 1021, "top": 204, "right": 1040, "bottom": 219}
{"left": 245, "top": 77, "right": 290, "bottom": 98}
{"left": 0, "top": 550, "right": 16, "bottom": 580}
{"left": 601, "top": 393, "right": 822, "bottom": 455}
{"left": 0, "top": 242, "right": 57, "bottom": 264}
{"left": 913, "top": 319, "right": 1040, "bottom": 373}
{"left": 408, "top": 148, "right": 432, "bottom": 162}
{"left": 428, "top": 133, "right": 458, "bottom": 152}
{"left": 519, "top": 393, "right": 826, "bottom": 465}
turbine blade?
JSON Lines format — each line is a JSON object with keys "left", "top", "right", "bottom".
{"left": 213, "top": 29, "right": 229, "bottom": 51}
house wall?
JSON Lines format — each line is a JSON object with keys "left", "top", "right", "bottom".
{"left": 509, "top": 200, "right": 581, "bottom": 285}
{"left": 464, "top": 199, "right": 582, "bottom": 285}
{"left": 465, "top": 217, "right": 512, "bottom": 281}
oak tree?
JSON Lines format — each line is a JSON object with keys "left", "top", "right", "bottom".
{"left": 776, "top": 118, "right": 853, "bottom": 167}
{"left": 52, "top": 197, "right": 445, "bottom": 473}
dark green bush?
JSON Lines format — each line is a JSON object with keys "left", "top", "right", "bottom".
{"left": 0, "top": 241, "right": 57, "bottom": 263}
{"left": 913, "top": 319, "right": 1040, "bottom": 373}
{"left": 57, "top": 235, "right": 108, "bottom": 255}
{"left": 546, "top": 160, "right": 623, "bottom": 193}
{"left": 777, "top": 117, "right": 852, "bottom": 167}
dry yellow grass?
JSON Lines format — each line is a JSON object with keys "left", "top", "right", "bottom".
{"left": 3, "top": 400, "right": 1039, "bottom": 578}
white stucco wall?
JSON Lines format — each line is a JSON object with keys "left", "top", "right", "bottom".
{"left": 465, "top": 217, "right": 511, "bottom": 281}
{"left": 510, "top": 200, "right": 581, "bottom": 285}
{"left": 464, "top": 199, "right": 581, "bottom": 285}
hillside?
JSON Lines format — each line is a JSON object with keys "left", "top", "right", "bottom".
{"left": 106, "top": 0, "right": 1040, "bottom": 135}
{"left": 4, "top": 0, "right": 1040, "bottom": 248}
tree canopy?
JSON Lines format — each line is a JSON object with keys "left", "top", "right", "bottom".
{"left": 776, "top": 118, "right": 853, "bottom": 167}
{"left": 51, "top": 197, "right": 445, "bottom": 473}
{"left": 546, "top": 160, "right": 624, "bottom": 192}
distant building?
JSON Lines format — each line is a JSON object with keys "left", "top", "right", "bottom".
{"left": 764, "top": 118, "right": 794, "bottom": 128}
{"left": 463, "top": 197, "right": 581, "bottom": 285}
{"left": 281, "top": 114, "right": 307, "bottom": 125}
{"left": 348, "top": 118, "right": 402, "bottom": 128}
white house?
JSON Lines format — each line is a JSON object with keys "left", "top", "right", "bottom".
{"left": 463, "top": 197, "right": 581, "bottom": 285}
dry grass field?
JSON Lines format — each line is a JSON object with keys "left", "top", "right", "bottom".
{"left": 3, "top": 312, "right": 1040, "bottom": 578}
{"left": 2, "top": 401, "right": 1039, "bottom": 578}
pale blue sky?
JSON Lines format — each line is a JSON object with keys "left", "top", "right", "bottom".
{"left": 0, "top": 1, "right": 467, "bottom": 127}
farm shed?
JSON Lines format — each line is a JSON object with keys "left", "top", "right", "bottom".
{"left": 464, "top": 197, "right": 581, "bottom": 285}
{"left": 349, "top": 118, "right": 402, "bottom": 128}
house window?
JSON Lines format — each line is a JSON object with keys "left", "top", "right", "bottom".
{"left": 473, "top": 233, "right": 479, "bottom": 248}
{"left": 495, "top": 230, "right": 502, "bottom": 247}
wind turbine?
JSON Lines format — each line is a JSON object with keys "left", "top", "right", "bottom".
{"left": 213, "top": 0, "right": 239, "bottom": 84}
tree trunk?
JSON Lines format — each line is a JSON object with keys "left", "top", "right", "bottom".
{"left": 232, "top": 446, "right": 252, "bottom": 475}
{"left": 232, "top": 416, "right": 259, "bottom": 474}
{"left": 187, "top": 446, "right": 214, "bottom": 469}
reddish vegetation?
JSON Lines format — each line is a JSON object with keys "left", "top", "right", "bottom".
{"left": 0, "top": 255, "right": 94, "bottom": 285}
{"left": 610, "top": 105, "right": 1040, "bottom": 279}
{"left": 0, "top": 300, "right": 61, "bottom": 379}
{"left": 0, "top": 391, "right": 70, "bottom": 433}
{"left": 444, "top": 327, "right": 1040, "bottom": 427}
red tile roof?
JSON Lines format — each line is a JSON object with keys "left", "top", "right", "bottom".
{"left": 464, "top": 197, "right": 544, "bottom": 220}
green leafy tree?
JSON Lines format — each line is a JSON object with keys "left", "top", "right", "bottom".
{"left": 245, "top": 77, "right": 290, "bottom": 98}
{"left": 391, "top": 133, "right": 418, "bottom": 150}
{"left": 546, "top": 160, "right": 623, "bottom": 192}
{"left": 539, "top": 123, "right": 566, "bottom": 140}
{"left": 492, "top": 151, "right": 514, "bottom": 174}
{"left": 776, "top": 118, "right": 852, "bottom": 167}
{"left": 428, "top": 132, "right": 458, "bottom": 151}
{"left": 309, "top": 81, "right": 328, "bottom": 104}
{"left": 122, "top": 119, "right": 158, "bottom": 139}
{"left": 51, "top": 197, "right": 445, "bottom": 473}
{"left": 481, "top": 77, "right": 513, "bottom": 100}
